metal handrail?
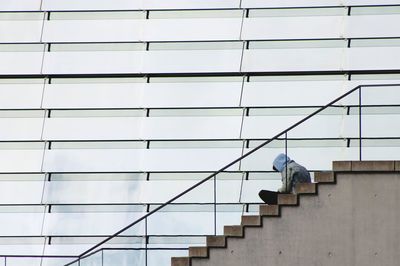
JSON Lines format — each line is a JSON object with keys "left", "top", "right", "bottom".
{"left": 64, "top": 83, "right": 400, "bottom": 265}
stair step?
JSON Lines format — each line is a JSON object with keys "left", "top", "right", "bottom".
{"left": 206, "top": 236, "right": 226, "bottom": 247}
{"left": 333, "top": 160, "right": 397, "bottom": 172}
{"left": 295, "top": 183, "right": 316, "bottom": 194}
{"left": 224, "top": 225, "right": 244, "bottom": 237}
{"left": 352, "top": 160, "right": 395, "bottom": 171}
{"left": 259, "top": 205, "right": 279, "bottom": 216}
{"left": 314, "top": 171, "right": 335, "bottom": 183}
{"left": 171, "top": 257, "right": 190, "bottom": 266}
{"left": 277, "top": 194, "right": 298, "bottom": 205}
{"left": 189, "top": 246, "right": 208, "bottom": 258}
{"left": 241, "top": 215, "right": 261, "bottom": 226}
{"left": 332, "top": 161, "right": 351, "bottom": 171}
{"left": 396, "top": 161, "right": 400, "bottom": 171}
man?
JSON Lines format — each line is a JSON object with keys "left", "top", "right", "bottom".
{"left": 273, "top": 153, "right": 311, "bottom": 193}
{"left": 259, "top": 153, "right": 311, "bottom": 204}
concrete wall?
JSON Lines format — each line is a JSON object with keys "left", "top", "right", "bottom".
{"left": 192, "top": 172, "right": 400, "bottom": 266}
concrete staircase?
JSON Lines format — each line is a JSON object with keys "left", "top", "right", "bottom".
{"left": 172, "top": 161, "right": 400, "bottom": 266}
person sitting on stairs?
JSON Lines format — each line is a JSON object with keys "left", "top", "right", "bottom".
{"left": 273, "top": 153, "right": 311, "bottom": 193}
{"left": 259, "top": 153, "right": 311, "bottom": 204}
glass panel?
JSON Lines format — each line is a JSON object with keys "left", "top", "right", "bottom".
{"left": 43, "top": 51, "right": 144, "bottom": 74}
{"left": 50, "top": 173, "right": 146, "bottom": 181}
{"left": 0, "top": 150, "right": 43, "bottom": 172}
{"left": 79, "top": 251, "right": 102, "bottom": 266}
{"left": 51, "top": 142, "right": 146, "bottom": 150}
{"left": 249, "top": 139, "right": 347, "bottom": 148}
{"left": 0, "top": 52, "right": 43, "bottom": 74}
{"left": 0, "top": 0, "right": 41, "bottom": 11}
{"left": 103, "top": 249, "right": 145, "bottom": 266}
{"left": 242, "top": 80, "right": 348, "bottom": 107}
{"left": 148, "top": 108, "right": 243, "bottom": 117}
{"left": 0, "top": 181, "right": 44, "bottom": 204}
{"left": 149, "top": 76, "right": 243, "bottom": 83}
{"left": 249, "top": 40, "right": 346, "bottom": 49}
{"left": 357, "top": 85, "right": 400, "bottom": 106}
{"left": 0, "top": 111, "right": 44, "bottom": 118}
{"left": 148, "top": 10, "right": 243, "bottom": 19}
{"left": 148, "top": 41, "right": 243, "bottom": 50}
{"left": 51, "top": 205, "right": 145, "bottom": 213}
{"left": 247, "top": 107, "right": 322, "bottom": 116}
{"left": 0, "top": 12, "right": 43, "bottom": 20}
{"left": 242, "top": 48, "right": 344, "bottom": 72}
{"left": 41, "top": 0, "right": 143, "bottom": 11}
{"left": 243, "top": 16, "right": 344, "bottom": 41}
{"left": 0, "top": 44, "right": 44, "bottom": 52}
{"left": 0, "top": 78, "right": 43, "bottom": 84}
{"left": 50, "top": 43, "right": 146, "bottom": 52}
{"left": 50, "top": 11, "right": 145, "bottom": 20}
{"left": 143, "top": 50, "right": 242, "bottom": 73}
{"left": 0, "top": 84, "right": 43, "bottom": 109}
{"left": 351, "top": 73, "right": 400, "bottom": 80}
{"left": 41, "top": 258, "right": 75, "bottom": 266}
{"left": 248, "top": 7, "right": 347, "bottom": 17}
{"left": 50, "top": 110, "right": 145, "bottom": 117}
{"left": 249, "top": 75, "right": 345, "bottom": 81}
{"left": 0, "top": 20, "right": 43, "bottom": 42}
{"left": 351, "top": 6, "right": 400, "bottom": 15}
{"left": 4, "top": 258, "right": 41, "bottom": 266}
{"left": 149, "top": 172, "right": 210, "bottom": 180}
{"left": 350, "top": 138, "right": 400, "bottom": 147}
{"left": 348, "top": 47, "right": 400, "bottom": 71}
{"left": 248, "top": 172, "right": 280, "bottom": 180}
{"left": 149, "top": 140, "right": 243, "bottom": 149}
{"left": 42, "top": 83, "right": 144, "bottom": 109}
{"left": 0, "top": 173, "right": 44, "bottom": 181}
{"left": 0, "top": 142, "right": 44, "bottom": 150}
{"left": 43, "top": 212, "right": 145, "bottom": 235}
{"left": 148, "top": 236, "right": 205, "bottom": 246}
{"left": 147, "top": 250, "right": 187, "bottom": 266}
{"left": 148, "top": 172, "right": 241, "bottom": 181}
{"left": 51, "top": 77, "right": 146, "bottom": 84}
{"left": 42, "top": 0, "right": 240, "bottom": 11}
{"left": 351, "top": 38, "right": 400, "bottom": 47}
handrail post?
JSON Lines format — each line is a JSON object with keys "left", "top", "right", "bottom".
{"left": 213, "top": 174, "right": 217, "bottom": 236}
{"left": 145, "top": 216, "right": 148, "bottom": 266}
{"left": 285, "top": 132, "right": 288, "bottom": 192}
{"left": 359, "top": 86, "right": 362, "bottom": 161}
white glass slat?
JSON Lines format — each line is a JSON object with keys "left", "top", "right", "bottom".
{"left": 0, "top": 52, "right": 43, "bottom": 74}
{"left": 42, "top": 0, "right": 239, "bottom": 11}
{"left": 242, "top": 48, "right": 345, "bottom": 72}
{"left": 0, "top": 150, "right": 43, "bottom": 172}
{"left": 0, "top": 118, "right": 43, "bottom": 141}
{"left": 42, "top": 149, "right": 242, "bottom": 172}
{"left": 42, "top": 20, "right": 144, "bottom": 42}
{"left": 242, "top": 16, "right": 343, "bottom": 40}
{"left": 0, "top": 84, "right": 43, "bottom": 109}
{"left": 42, "top": 82, "right": 242, "bottom": 109}
{"left": 0, "top": 21, "right": 43, "bottom": 43}
{"left": 0, "top": 0, "right": 41, "bottom": 11}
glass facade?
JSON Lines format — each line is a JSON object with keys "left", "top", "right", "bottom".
{"left": 0, "top": 0, "right": 400, "bottom": 265}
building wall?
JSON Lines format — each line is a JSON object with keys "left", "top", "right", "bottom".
{"left": 0, "top": 0, "right": 400, "bottom": 265}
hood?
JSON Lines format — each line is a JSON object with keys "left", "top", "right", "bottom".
{"left": 273, "top": 153, "right": 291, "bottom": 172}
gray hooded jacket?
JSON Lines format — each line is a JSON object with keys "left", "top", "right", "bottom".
{"left": 273, "top": 154, "right": 311, "bottom": 193}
